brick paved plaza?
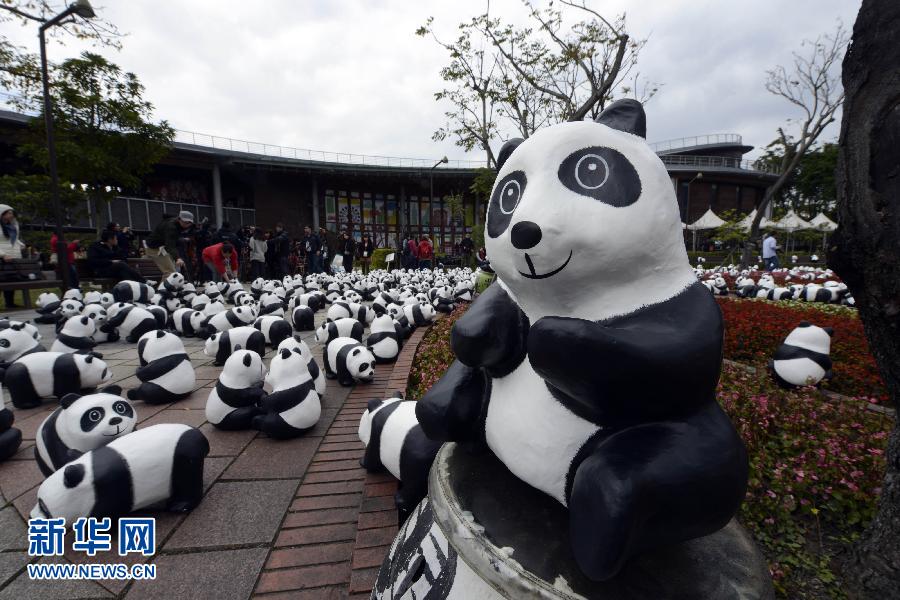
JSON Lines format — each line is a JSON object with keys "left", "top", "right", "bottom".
{"left": 0, "top": 308, "right": 427, "bottom": 599}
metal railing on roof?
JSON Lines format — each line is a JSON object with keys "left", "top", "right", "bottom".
{"left": 649, "top": 133, "right": 743, "bottom": 153}
{"left": 660, "top": 154, "right": 776, "bottom": 174}
{"left": 173, "top": 129, "right": 485, "bottom": 170}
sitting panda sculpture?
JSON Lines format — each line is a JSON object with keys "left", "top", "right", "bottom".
{"left": 0, "top": 393, "right": 22, "bottom": 462}
{"left": 34, "top": 387, "right": 135, "bottom": 475}
{"left": 366, "top": 314, "right": 402, "bottom": 364}
{"left": 358, "top": 392, "right": 442, "bottom": 520}
{"left": 81, "top": 305, "right": 119, "bottom": 343}
{"left": 31, "top": 423, "right": 209, "bottom": 521}
{"left": 769, "top": 322, "right": 834, "bottom": 388}
{"left": 128, "top": 331, "right": 196, "bottom": 405}
{"left": 416, "top": 100, "right": 748, "bottom": 581}
{"left": 169, "top": 308, "right": 207, "bottom": 338}
{"left": 204, "top": 326, "right": 266, "bottom": 366}
{"left": 252, "top": 347, "right": 321, "bottom": 439}
{"left": 277, "top": 336, "right": 326, "bottom": 397}
{"left": 50, "top": 315, "right": 98, "bottom": 354}
{"left": 253, "top": 316, "right": 293, "bottom": 348}
{"left": 205, "top": 349, "right": 266, "bottom": 430}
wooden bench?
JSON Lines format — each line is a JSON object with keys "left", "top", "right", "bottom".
{"left": 0, "top": 259, "right": 63, "bottom": 309}
{"left": 74, "top": 258, "right": 164, "bottom": 290}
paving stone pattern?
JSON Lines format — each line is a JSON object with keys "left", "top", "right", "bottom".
{"left": 0, "top": 306, "right": 434, "bottom": 599}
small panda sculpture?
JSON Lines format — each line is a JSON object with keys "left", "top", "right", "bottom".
{"left": 402, "top": 302, "right": 435, "bottom": 327}
{"left": 258, "top": 293, "right": 285, "bottom": 317}
{"left": 252, "top": 347, "right": 321, "bottom": 439}
{"left": 127, "top": 331, "right": 195, "bottom": 405}
{"left": 83, "top": 290, "right": 103, "bottom": 305}
{"left": 253, "top": 316, "right": 293, "bottom": 348}
{"left": 204, "top": 326, "right": 266, "bottom": 366}
{"left": 50, "top": 315, "right": 97, "bottom": 354}
{"left": 81, "top": 305, "right": 119, "bottom": 343}
{"left": 358, "top": 392, "right": 442, "bottom": 519}
{"left": 169, "top": 308, "right": 207, "bottom": 338}
{"left": 291, "top": 305, "right": 315, "bottom": 332}
{"left": 31, "top": 423, "right": 209, "bottom": 521}
{"left": 769, "top": 321, "right": 834, "bottom": 388}
{"left": 0, "top": 323, "right": 45, "bottom": 366}
{"left": 366, "top": 315, "right": 402, "bottom": 364}
{"left": 297, "top": 292, "right": 323, "bottom": 312}
{"left": 199, "top": 306, "right": 255, "bottom": 339}
{"left": 161, "top": 272, "right": 185, "bottom": 294}
{"left": 34, "top": 387, "right": 135, "bottom": 475}
{"left": 205, "top": 350, "right": 266, "bottom": 430}
{"left": 324, "top": 337, "right": 375, "bottom": 387}
{"left": 106, "top": 303, "right": 159, "bottom": 343}
{"left": 1, "top": 351, "right": 112, "bottom": 409}
{"left": 277, "top": 336, "right": 326, "bottom": 397}
{"left": 315, "top": 318, "right": 364, "bottom": 345}
{"left": 417, "top": 100, "right": 748, "bottom": 581}
{"left": 327, "top": 301, "right": 373, "bottom": 325}
{"left": 0, "top": 393, "right": 22, "bottom": 462}
{"left": 112, "top": 280, "right": 153, "bottom": 304}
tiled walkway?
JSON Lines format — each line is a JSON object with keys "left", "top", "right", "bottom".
{"left": 0, "top": 308, "right": 429, "bottom": 599}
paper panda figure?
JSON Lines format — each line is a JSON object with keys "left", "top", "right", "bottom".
{"left": 291, "top": 305, "right": 315, "bottom": 332}
{"left": 106, "top": 303, "right": 159, "bottom": 344}
{"left": 324, "top": 337, "right": 375, "bottom": 387}
{"left": 767, "top": 287, "right": 793, "bottom": 301}
{"left": 179, "top": 282, "right": 197, "bottom": 304}
{"left": 161, "top": 272, "right": 185, "bottom": 294}
{"left": 191, "top": 293, "right": 211, "bottom": 311}
{"left": 358, "top": 392, "right": 442, "bottom": 518}
{"left": 252, "top": 347, "right": 321, "bottom": 439}
{"left": 327, "top": 301, "right": 373, "bottom": 325}
{"left": 257, "top": 293, "right": 285, "bottom": 317}
{"left": 205, "top": 350, "right": 266, "bottom": 430}
{"left": 34, "top": 387, "right": 135, "bottom": 475}
{"left": 0, "top": 318, "right": 40, "bottom": 340}
{"left": 277, "top": 335, "right": 326, "bottom": 397}
{"left": 58, "top": 299, "right": 84, "bottom": 320}
{"left": 31, "top": 423, "right": 209, "bottom": 521}
{"left": 153, "top": 293, "right": 182, "bottom": 313}
{"left": 83, "top": 291, "right": 102, "bottom": 305}
{"left": 146, "top": 305, "right": 169, "bottom": 329}
{"left": 34, "top": 292, "right": 63, "bottom": 324}
{"left": 127, "top": 331, "right": 195, "bottom": 405}
{"left": 204, "top": 326, "right": 266, "bottom": 366}
{"left": 366, "top": 314, "right": 402, "bottom": 364}
{"left": 199, "top": 306, "right": 255, "bottom": 339}
{"left": 1, "top": 351, "right": 112, "bottom": 409}
{"left": 169, "top": 308, "right": 207, "bottom": 338}
{"left": 416, "top": 100, "right": 748, "bottom": 581}
{"left": 81, "top": 305, "right": 119, "bottom": 343}
{"left": 253, "top": 316, "right": 293, "bottom": 348}
{"left": 203, "top": 282, "right": 221, "bottom": 301}
{"left": 112, "top": 280, "right": 153, "bottom": 304}
{"left": 315, "top": 318, "right": 364, "bottom": 345}
{"left": 297, "top": 292, "right": 323, "bottom": 311}
{"left": 0, "top": 323, "right": 45, "bottom": 366}
{"left": 402, "top": 302, "right": 435, "bottom": 327}
{"left": 0, "top": 393, "right": 22, "bottom": 462}
{"left": 769, "top": 322, "right": 834, "bottom": 388}
{"left": 250, "top": 277, "right": 265, "bottom": 299}
{"left": 50, "top": 315, "right": 97, "bottom": 354}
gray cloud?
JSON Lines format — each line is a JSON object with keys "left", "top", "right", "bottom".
{"left": 2, "top": 0, "right": 860, "bottom": 161}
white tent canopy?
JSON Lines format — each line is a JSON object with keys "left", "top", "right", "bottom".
{"left": 774, "top": 210, "right": 812, "bottom": 232}
{"left": 687, "top": 208, "right": 726, "bottom": 231}
{"left": 738, "top": 209, "right": 772, "bottom": 232}
{"left": 809, "top": 212, "right": 838, "bottom": 231}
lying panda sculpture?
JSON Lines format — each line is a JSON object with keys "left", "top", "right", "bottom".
{"left": 324, "top": 337, "right": 375, "bottom": 387}
{"left": 769, "top": 322, "right": 834, "bottom": 388}
{"left": 1, "top": 352, "right": 112, "bottom": 409}
{"left": 31, "top": 423, "right": 209, "bottom": 521}
{"left": 0, "top": 323, "right": 45, "bottom": 366}
{"left": 34, "top": 387, "right": 135, "bottom": 475}
{"left": 417, "top": 100, "right": 748, "bottom": 581}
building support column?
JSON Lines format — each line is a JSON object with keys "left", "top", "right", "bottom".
{"left": 400, "top": 184, "right": 407, "bottom": 234}
{"left": 311, "top": 177, "right": 319, "bottom": 228}
{"left": 212, "top": 163, "right": 223, "bottom": 227}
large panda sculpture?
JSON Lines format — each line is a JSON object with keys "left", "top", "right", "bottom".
{"left": 358, "top": 392, "right": 441, "bottom": 519}
{"left": 1, "top": 352, "right": 112, "bottom": 409}
{"left": 31, "top": 423, "right": 209, "bottom": 521}
{"left": 769, "top": 321, "right": 834, "bottom": 388}
{"left": 34, "top": 387, "right": 135, "bottom": 475}
{"left": 50, "top": 315, "right": 98, "bottom": 354}
{"left": 416, "top": 100, "right": 748, "bottom": 581}
{"left": 128, "top": 331, "right": 196, "bottom": 404}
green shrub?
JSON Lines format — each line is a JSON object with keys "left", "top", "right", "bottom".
{"left": 371, "top": 247, "right": 396, "bottom": 270}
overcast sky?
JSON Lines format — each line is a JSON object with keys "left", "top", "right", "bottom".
{"left": 2, "top": 0, "right": 860, "bottom": 163}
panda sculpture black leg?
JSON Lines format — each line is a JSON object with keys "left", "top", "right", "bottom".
{"left": 167, "top": 428, "right": 209, "bottom": 512}
{"left": 0, "top": 405, "right": 21, "bottom": 461}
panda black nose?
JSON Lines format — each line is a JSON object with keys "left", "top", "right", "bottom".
{"left": 108, "top": 417, "right": 122, "bottom": 425}
{"left": 510, "top": 221, "right": 542, "bottom": 250}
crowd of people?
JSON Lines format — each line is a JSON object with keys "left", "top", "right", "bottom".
{"left": 0, "top": 202, "right": 490, "bottom": 309}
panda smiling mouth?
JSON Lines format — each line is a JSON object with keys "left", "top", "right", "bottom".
{"left": 519, "top": 251, "right": 573, "bottom": 280}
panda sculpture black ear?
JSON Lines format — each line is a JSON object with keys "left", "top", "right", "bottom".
{"left": 824, "top": 326, "right": 834, "bottom": 337}
{"left": 391, "top": 390, "right": 404, "bottom": 399}
{"left": 63, "top": 463, "right": 85, "bottom": 488}
{"left": 280, "top": 348, "right": 291, "bottom": 360}
{"left": 798, "top": 321, "right": 811, "bottom": 328}
{"left": 243, "top": 353, "right": 252, "bottom": 367}
{"left": 60, "top": 393, "right": 81, "bottom": 409}
{"left": 496, "top": 138, "right": 524, "bottom": 171}
{"left": 101, "top": 385, "right": 123, "bottom": 396}
{"left": 594, "top": 98, "right": 647, "bottom": 139}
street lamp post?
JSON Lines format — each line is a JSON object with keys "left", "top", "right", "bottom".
{"left": 39, "top": 0, "right": 95, "bottom": 290}
{"left": 429, "top": 156, "right": 448, "bottom": 248}
{"left": 685, "top": 171, "right": 703, "bottom": 252}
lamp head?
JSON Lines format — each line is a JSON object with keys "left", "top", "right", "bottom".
{"left": 440, "top": 156, "right": 448, "bottom": 164}
{"left": 71, "top": 0, "right": 95, "bottom": 19}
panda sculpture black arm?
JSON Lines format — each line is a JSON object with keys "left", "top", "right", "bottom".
{"left": 527, "top": 282, "right": 723, "bottom": 425}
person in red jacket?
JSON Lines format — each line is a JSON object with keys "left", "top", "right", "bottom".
{"left": 50, "top": 232, "right": 81, "bottom": 289}
{"left": 417, "top": 235, "right": 434, "bottom": 270}
{"left": 201, "top": 242, "right": 239, "bottom": 281}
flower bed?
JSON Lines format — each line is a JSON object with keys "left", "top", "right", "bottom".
{"left": 406, "top": 297, "right": 892, "bottom": 597}
{"left": 717, "top": 297, "right": 887, "bottom": 402}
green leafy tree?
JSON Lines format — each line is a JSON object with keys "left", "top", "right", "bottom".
{"left": 16, "top": 52, "right": 173, "bottom": 234}
{"left": 757, "top": 141, "right": 838, "bottom": 219}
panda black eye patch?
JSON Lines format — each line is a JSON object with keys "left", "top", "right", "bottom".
{"left": 557, "top": 146, "right": 641, "bottom": 207}
{"left": 487, "top": 170, "right": 527, "bottom": 238}
{"left": 81, "top": 408, "right": 105, "bottom": 432}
